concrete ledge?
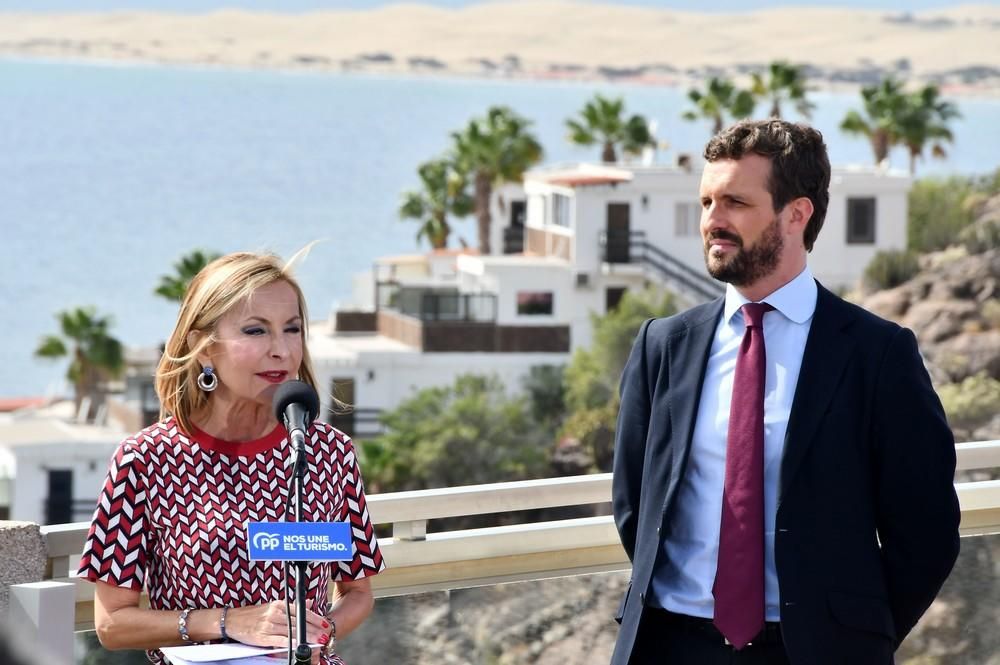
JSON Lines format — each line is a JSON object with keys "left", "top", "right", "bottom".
{"left": 0, "top": 521, "right": 46, "bottom": 613}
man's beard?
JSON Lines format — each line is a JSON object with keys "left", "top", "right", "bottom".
{"left": 703, "top": 216, "right": 784, "bottom": 287}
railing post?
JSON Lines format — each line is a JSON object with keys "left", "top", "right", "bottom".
{"left": 393, "top": 520, "right": 427, "bottom": 541}
{"left": 7, "top": 581, "right": 75, "bottom": 665}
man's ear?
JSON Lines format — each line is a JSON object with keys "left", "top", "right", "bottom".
{"left": 786, "top": 196, "right": 814, "bottom": 240}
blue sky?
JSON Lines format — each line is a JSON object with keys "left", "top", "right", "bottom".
{"left": 0, "top": 1, "right": 991, "bottom": 12}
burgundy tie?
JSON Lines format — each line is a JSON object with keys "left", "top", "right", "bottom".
{"left": 713, "top": 302, "right": 774, "bottom": 649}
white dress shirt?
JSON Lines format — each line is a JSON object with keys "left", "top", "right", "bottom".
{"left": 651, "top": 266, "right": 817, "bottom": 621}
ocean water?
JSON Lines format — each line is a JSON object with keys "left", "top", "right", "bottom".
{"left": 2, "top": 58, "right": 999, "bottom": 398}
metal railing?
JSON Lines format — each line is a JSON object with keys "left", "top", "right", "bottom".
{"left": 12, "top": 440, "right": 1000, "bottom": 663}
{"left": 326, "top": 407, "right": 385, "bottom": 439}
{"left": 375, "top": 281, "right": 498, "bottom": 322}
{"left": 599, "top": 229, "right": 723, "bottom": 302}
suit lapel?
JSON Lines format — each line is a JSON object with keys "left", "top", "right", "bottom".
{"left": 666, "top": 299, "right": 724, "bottom": 500}
{"left": 778, "top": 285, "right": 857, "bottom": 506}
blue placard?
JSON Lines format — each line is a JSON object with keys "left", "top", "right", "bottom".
{"left": 247, "top": 522, "right": 353, "bottom": 561}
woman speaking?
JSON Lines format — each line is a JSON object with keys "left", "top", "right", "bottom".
{"left": 78, "top": 252, "right": 385, "bottom": 665}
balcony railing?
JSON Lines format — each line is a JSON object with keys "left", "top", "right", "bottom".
{"left": 9, "top": 440, "right": 1000, "bottom": 663}
{"left": 376, "top": 281, "right": 498, "bottom": 323}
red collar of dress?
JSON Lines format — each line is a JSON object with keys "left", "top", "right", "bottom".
{"left": 189, "top": 422, "right": 288, "bottom": 457}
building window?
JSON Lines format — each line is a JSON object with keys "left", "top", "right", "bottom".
{"left": 606, "top": 287, "right": 627, "bottom": 312}
{"left": 674, "top": 202, "right": 700, "bottom": 236}
{"left": 552, "top": 194, "right": 571, "bottom": 228}
{"left": 517, "top": 291, "right": 554, "bottom": 315}
{"left": 847, "top": 197, "right": 876, "bottom": 244}
{"left": 45, "top": 469, "right": 73, "bottom": 525}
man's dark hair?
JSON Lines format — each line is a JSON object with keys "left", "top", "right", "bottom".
{"left": 704, "top": 119, "right": 831, "bottom": 251}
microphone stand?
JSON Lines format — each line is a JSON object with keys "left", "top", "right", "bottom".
{"left": 288, "top": 424, "right": 313, "bottom": 665}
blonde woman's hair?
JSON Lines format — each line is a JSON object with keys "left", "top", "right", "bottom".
{"left": 156, "top": 250, "right": 320, "bottom": 436}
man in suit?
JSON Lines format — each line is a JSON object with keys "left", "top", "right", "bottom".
{"left": 611, "top": 119, "right": 960, "bottom": 665}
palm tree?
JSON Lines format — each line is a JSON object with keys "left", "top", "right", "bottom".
{"left": 155, "top": 249, "right": 221, "bottom": 303}
{"left": 839, "top": 77, "right": 910, "bottom": 166}
{"left": 35, "top": 307, "right": 124, "bottom": 414}
{"left": 565, "top": 94, "right": 655, "bottom": 163}
{"left": 750, "top": 60, "right": 815, "bottom": 119}
{"left": 682, "top": 77, "right": 756, "bottom": 135}
{"left": 451, "top": 106, "right": 543, "bottom": 254}
{"left": 399, "top": 157, "right": 474, "bottom": 249}
{"left": 897, "top": 84, "right": 961, "bottom": 175}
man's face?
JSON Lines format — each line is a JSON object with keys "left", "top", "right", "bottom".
{"left": 699, "top": 155, "right": 785, "bottom": 287}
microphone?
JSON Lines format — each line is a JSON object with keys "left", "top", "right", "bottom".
{"left": 273, "top": 380, "right": 319, "bottom": 436}
{"left": 270, "top": 380, "right": 322, "bottom": 665}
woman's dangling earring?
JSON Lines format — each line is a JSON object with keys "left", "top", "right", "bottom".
{"left": 197, "top": 366, "right": 218, "bottom": 392}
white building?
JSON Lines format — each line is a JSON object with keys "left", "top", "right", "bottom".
{"left": 0, "top": 404, "right": 123, "bottom": 524}
{"left": 311, "top": 161, "right": 910, "bottom": 430}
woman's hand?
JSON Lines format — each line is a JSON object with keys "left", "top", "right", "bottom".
{"left": 225, "top": 601, "right": 330, "bottom": 648}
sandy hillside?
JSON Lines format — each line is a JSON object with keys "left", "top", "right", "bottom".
{"left": 1, "top": 2, "right": 999, "bottom": 90}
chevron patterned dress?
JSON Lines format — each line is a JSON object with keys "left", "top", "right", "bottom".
{"left": 78, "top": 418, "right": 386, "bottom": 665}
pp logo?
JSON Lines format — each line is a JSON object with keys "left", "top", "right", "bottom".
{"left": 253, "top": 532, "right": 281, "bottom": 551}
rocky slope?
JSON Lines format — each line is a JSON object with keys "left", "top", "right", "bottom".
{"left": 863, "top": 247, "right": 1000, "bottom": 441}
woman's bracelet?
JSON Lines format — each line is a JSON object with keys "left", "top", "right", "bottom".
{"left": 178, "top": 608, "right": 194, "bottom": 642}
{"left": 220, "top": 606, "right": 230, "bottom": 641}
{"left": 323, "top": 615, "right": 337, "bottom": 655}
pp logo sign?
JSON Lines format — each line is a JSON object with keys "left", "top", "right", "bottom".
{"left": 252, "top": 532, "right": 281, "bottom": 551}
{"left": 247, "top": 522, "right": 353, "bottom": 561}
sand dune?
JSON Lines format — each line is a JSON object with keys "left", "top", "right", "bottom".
{"left": 1, "top": 2, "right": 999, "bottom": 91}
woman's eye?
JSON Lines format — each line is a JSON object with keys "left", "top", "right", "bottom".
{"left": 285, "top": 326, "right": 302, "bottom": 334}
{"left": 242, "top": 327, "right": 265, "bottom": 336}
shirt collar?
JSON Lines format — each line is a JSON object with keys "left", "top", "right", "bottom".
{"left": 723, "top": 265, "right": 818, "bottom": 325}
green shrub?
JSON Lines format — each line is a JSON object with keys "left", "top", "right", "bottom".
{"left": 561, "top": 287, "right": 677, "bottom": 471}
{"left": 908, "top": 177, "right": 976, "bottom": 252}
{"left": 863, "top": 249, "right": 920, "bottom": 291}
{"left": 359, "top": 374, "right": 550, "bottom": 492}
{"left": 937, "top": 372, "right": 1000, "bottom": 432}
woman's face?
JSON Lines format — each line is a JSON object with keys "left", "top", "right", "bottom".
{"left": 201, "top": 280, "right": 304, "bottom": 409}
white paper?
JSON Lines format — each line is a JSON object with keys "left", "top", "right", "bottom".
{"left": 161, "top": 643, "right": 285, "bottom": 665}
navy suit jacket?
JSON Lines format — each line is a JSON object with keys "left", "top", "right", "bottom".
{"left": 610, "top": 284, "right": 960, "bottom": 665}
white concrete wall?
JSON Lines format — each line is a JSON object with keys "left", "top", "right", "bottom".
{"left": 572, "top": 188, "right": 606, "bottom": 272}
{"left": 482, "top": 261, "right": 574, "bottom": 326}
{"left": 315, "top": 351, "right": 570, "bottom": 415}
{"left": 526, "top": 188, "right": 546, "bottom": 229}
{"left": 810, "top": 171, "right": 911, "bottom": 289}
{"left": 10, "top": 442, "right": 118, "bottom": 524}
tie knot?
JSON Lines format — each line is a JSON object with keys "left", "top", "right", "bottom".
{"left": 741, "top": 302, "right": 774, "bottom": 329}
